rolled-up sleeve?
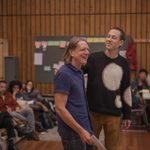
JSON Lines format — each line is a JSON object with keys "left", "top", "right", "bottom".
{"left": 54, "top": 71, "right": 71, "bottom": 95}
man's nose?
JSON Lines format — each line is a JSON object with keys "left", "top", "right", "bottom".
{"left": 85, "top": 49, "right": 90, "bottom": 55}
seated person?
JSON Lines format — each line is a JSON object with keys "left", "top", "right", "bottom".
{"left": 9, "top": 80, "right": 24, "bottom": 100}
{"left": 22, "top": 80, "right": 52, "bottom": 130}
{"left": 0, "top": 112, "right": 18, "bottom": 150}
{"left": 22, "top": 80, "right": 48, "bottom": 112}
{"left": 0, "top": 80, "right": 38, "bottom": 140}
{"left": 131, "top": 69, "right": 150, "bottom": 109}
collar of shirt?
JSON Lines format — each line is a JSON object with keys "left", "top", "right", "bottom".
{"left": 66, "top": 63, "right": 82, "bottom": 73}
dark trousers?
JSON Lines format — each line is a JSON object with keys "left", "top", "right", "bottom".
{"left": 0, "top": 112, "right": 15, "bottom": 139}
{"left": 61, "top": 133, "right": 95, "bottom": 150}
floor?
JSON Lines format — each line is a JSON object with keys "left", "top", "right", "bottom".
{"left": 17, "top": 126, "right": 150, "bottom": 150}
{"left": 39, "top": 127, "right": 61, "bottom": 141}
{"left": 38, "top": 126, "right": 105, "bottom": 144}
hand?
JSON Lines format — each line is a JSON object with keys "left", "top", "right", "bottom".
{"left": 13, "top": 90, "right": 17, "bottom": 95}
{"left": 35, "top": 101, "right": 42, "bottom": 105}
{"left": 122, "top": 119, "right": 131, "bottom": 130}
{"left": 13, "top": 91, "right": 17, "bottom": 99}
{"left": 6, "top": 106, "right": 12, "bottom": 113}
{"left": 78, "top": 129, "right": 93, "bottom": 145}
{"left": 16, "top": 107, "right": 20, "bottom": 112}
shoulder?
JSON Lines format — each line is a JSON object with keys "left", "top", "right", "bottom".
{"left": 54, "top": 65, "right": 72, "bottom": 83}
{"left": 54, "top": 65, "right": 72, "bottom": 94}
{"left": 4, "top": 91, "right": 12, "bottom": 97}
{"left": 4, "top": 92, "right": 14, "bottom": 100}
{"left": 118, "top": 55, "right": 128, "bottom": 63}
{"left": 88, "top": 51, "right": 104, "bottom": 62}
{"left": 117, "top": 55, "right": 129, "bottom": 69}
{"left": 55, "top": 65, "right": 71, "bottom": 77}
{"left": 89, "top": 51, "right": 104, "bottom": 58}
{"left": 33, "top": 89, "right": 40, "bottom": 94}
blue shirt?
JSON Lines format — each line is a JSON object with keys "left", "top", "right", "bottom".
{"left": 54, "top": 64, "right": 93, "bottom": 140}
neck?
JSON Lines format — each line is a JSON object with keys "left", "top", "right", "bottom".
{"left": 70, "top": 60, "right": 81, "bottom": 70}
{"left": 105, "top": 49, "right": 119, "bottom": 58}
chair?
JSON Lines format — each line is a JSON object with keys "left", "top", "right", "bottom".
{"left": 131, "top": 103, "right": 149, "bottom": 131}
{"left": 0, "top": 127, "right": 23, "bottom": 150}
{"left": 0, "top": 128, "right": 7, "bottom": 150}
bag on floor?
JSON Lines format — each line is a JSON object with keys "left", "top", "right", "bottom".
{"left": 40, "top": 112, "right": 54, "bottom": 129}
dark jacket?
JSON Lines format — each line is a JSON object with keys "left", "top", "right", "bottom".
{"left": 83, "top": 51, "right": 132, "bottom": 120}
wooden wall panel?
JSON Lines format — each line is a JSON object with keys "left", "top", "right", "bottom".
{"left": 0, "top": 39, "right": 8, "bottom": 79}
{"left": 0, "top": 0, "right": 150, "bottom": 94}
{"left": 147, "top": 44, "right": 150, "bottom": 72}
{"left": 0, "top": 0, "right": 2, "bottom": 37}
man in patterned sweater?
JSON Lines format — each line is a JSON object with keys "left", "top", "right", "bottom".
{"left": 83, "top": 27, "right": 132, "bottom": 150}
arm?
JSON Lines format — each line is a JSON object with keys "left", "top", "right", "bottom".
{"left": 33, "top": 89, "right": 44, "bottom": 101}
{"left": 6, "top": 93, "right": 20, "bottom": 112}
{"left": 122, "top": 86, "right": 132, "bottom": 129}
{"left": 22, "top": 92, "right": 30, "bottom": 101}
{"left": 54, "top": 92, "right": 93, "bottom": 145}
{"left": 121, "top": 61, "right": 132, "bottom": 129}
{"left": 82, "top": 53, "right": 94, "bottom": 74}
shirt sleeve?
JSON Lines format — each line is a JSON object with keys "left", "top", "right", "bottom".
{"left": 54, "top": 71, "right": 71, "bottom": 95}
{"left": 8, "top": 93, "right": 20, "bottom": 111}
{"left": 121, "top": 60, "right": 132, "bottom": 120}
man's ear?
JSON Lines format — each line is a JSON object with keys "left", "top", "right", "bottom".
{"left": 69, "top": 49, "right": 74, "bottom": 57}
{"left": 119, "top": 40, "right": 124, "bottom": 47}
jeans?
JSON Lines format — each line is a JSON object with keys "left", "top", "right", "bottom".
{"left": 62, "top": 133, "right": 95, "bottom": 150}
{"left": 61, "top": 132, "right": 96, "bottom": 150}
{"left": 10, "top": 107, "right": 35, "bottom": 131}
{"left": 0, "top": 112, "right": 15, "bottom": 139}
{"left": 90, "top": 112, "right": 121, "bottom": 150}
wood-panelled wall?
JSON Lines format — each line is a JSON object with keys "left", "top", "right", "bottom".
{"left": 0, "top": 0, "right": 150, "bottom": 94}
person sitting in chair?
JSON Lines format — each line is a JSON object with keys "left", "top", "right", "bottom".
{"left": 0, "top": 80, "right": 38, "bottom": 140}
{"left": 0, "top": 111, "right": 18, "bottom": 150}
{"left": 131, "top": 69, "right": 150, "bottom": 109}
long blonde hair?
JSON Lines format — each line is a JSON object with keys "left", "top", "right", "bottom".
{"left": 63, "top": 36, "right": 87, "bottom": 63}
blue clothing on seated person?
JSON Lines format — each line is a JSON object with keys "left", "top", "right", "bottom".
{"left": 131, "top": 79, "right": 150, "bottom": 108}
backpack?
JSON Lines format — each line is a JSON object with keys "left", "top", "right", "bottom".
{"left": 40, "top": 112, "right": 54, "bottom": 129}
